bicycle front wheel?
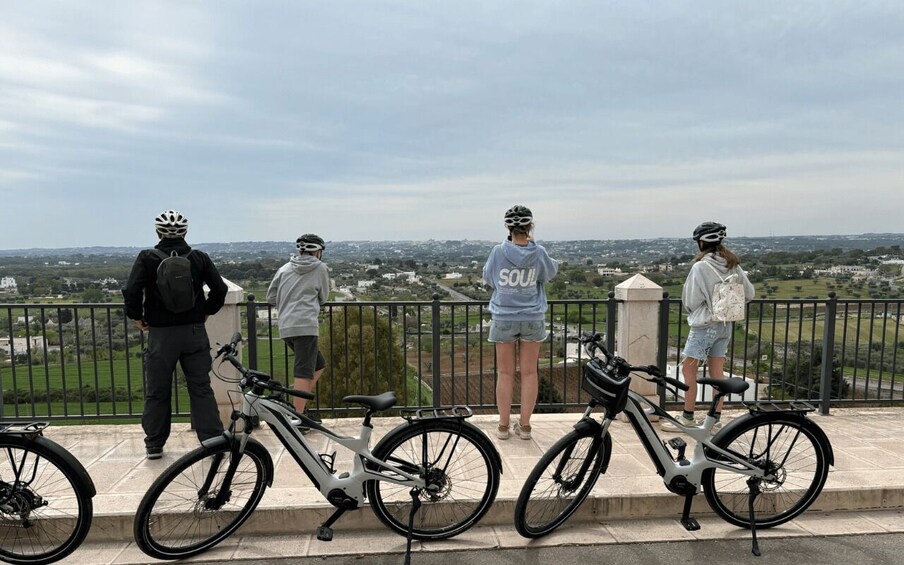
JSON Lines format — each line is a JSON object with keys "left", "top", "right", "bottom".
{"left": 0, "top": 436, "right": 94, "bottom": 565}
{"left": 514, "top": 426, "right": 609, "bottom": 538}
{"left": 702, "top": 415, "right": 830, "bottom": 528}
{"left": 133, "top": 438, "right": 270, "bottom": 560}
{"left": 367, "top": 418, "right": 501, "bottom": 540}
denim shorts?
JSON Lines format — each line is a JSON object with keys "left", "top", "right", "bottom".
{"left": 683, "top": 322, "right": 733, "bottom": 360}
{"left": 488, "top": 320, "right": 548, "bottom": 343}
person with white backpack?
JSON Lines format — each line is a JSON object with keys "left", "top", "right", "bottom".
{"left": 661, "top": 222, "right": 755, "bottom": 433}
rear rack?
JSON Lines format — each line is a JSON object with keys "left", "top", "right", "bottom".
{"left": 742, "top": 401, "right": 817, "bottom": 414}
{"left": 0, "top": 421, "right": 49, "bottom": 436}
{"left": 399, "top": 406, "right": 474, "bottom": 421}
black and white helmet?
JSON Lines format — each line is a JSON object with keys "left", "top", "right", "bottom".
{"left": 693, "top": 222, "right": 727, "bottom": 243}
{"left": 296, "top": 233, "right": 325, "bottom": 253}
{"left": 154, "top": 210, "right": 188, "bottom": 238}
{"left": 503, "top": 205, "right": 533, "bottom": 228}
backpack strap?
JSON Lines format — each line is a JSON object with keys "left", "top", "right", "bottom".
{"left": 150, "top": 249, "right": 192, "bottom": 260}
{"left": 702, "top": 260, "right": 728, "bottom": 283}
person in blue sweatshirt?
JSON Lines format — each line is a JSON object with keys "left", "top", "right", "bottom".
{"left": 483, "top": 205, "right": 558, "bottom": 440}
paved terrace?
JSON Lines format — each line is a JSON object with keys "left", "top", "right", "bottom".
{"left": 42, "top": 408, "right": 904, "bottom": 563}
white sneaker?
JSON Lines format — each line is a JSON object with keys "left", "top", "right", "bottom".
{"left": 513, "top": 422, "right": 532, "bottom": 440}
{"left": 496, "top": 424, "right": 511, "bottom": 440}
{"left": 660, "top": 413, "right": 699, "bottom": 433}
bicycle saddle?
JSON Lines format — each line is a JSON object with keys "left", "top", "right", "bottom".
{"left": 341, "top": 391, "right": 397, "bottom": 411}
{"left": 696, "top": 377, "right": 749, "bottom": 395}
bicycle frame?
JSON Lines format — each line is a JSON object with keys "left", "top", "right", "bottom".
{"left": 589, "top": 390, "right": 771, "bottom": 493}
{"left": 220, "top": 390, "right": 427, "bottom": 505}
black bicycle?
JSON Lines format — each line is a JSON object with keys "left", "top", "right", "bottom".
{"left": 514, "top": 332, "right": 833, "bottom": 555}
{"left": 0, "top": 422, "right": 96, "bottom": 565}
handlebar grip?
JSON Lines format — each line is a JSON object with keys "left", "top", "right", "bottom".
{"left": 230, "top": 332, "right": 243, "bottom": 348}
{"left": 662, "top": 375, "right": 689, "bottom": 392}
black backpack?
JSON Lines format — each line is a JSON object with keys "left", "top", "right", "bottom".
{"left": 151, "top": 249, "right": 197, "bottom": 313}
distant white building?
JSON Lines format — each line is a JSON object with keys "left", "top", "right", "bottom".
{"left": 0, "top": 277, "right": 16, "bottom": 290}
{"left": 444, "top": 272, "right": 463, "bottom": 280}
{"left": 0, "top": 336, "right": 45, "bottom": 355}
{"left": 597, "top": 266, "right": 625, "bottom": 277}
{"left": 357, "top": 280, "right": 376, "bottom": 290}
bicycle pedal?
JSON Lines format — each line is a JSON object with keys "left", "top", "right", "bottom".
{"left": 317, "top": 526, "right": 334, "bottom": 542}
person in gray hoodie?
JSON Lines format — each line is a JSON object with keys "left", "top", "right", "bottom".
{"left": 267, "top": 234, "right": 331, "bottom": 415}
{"left": 483, "top": 205, "right": 558, "bottom": 441}
{"left": 661, "top": 222, "right": 755, "bottom": 433}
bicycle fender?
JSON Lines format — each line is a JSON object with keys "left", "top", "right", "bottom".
{"left": 200, "top": 433, "right": 275, "bottom": 487}
{"left": 33, "top": 436, "right": 97, "bottom": 498}
{"left": 712, "top": 411, "right": 834, "bottom": 467}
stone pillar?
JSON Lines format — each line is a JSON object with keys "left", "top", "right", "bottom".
{"left": 614, "top": 274, "right": 662, "bottom": 400}
{"left": 204, "top": 278, "right": 244, "bottom": 428}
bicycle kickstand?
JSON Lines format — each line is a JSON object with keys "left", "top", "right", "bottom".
{"left": 679, "top": 494, "right": 700, "bottom": 531}
{"left": 747, "top": 477, "right": 762, "bottom": 557}
{"left": 404, "top": 488, "right": 422, "bottom": 565}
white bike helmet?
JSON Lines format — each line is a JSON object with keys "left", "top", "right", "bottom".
{"left": 296, "top": 233, "right": 325, "bottom": 253}
{"left": 154, "top": 210, "right": 188, "bottom": 238}
{"left": 693, "top": 222, "right": 726, "bottom": 244}
{"left": 504, "top": 205, "right": 533, "bottom": 228}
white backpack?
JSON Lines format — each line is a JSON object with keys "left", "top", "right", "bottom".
{"left": 703, "top": 261, "right": 746, "bottom": 322}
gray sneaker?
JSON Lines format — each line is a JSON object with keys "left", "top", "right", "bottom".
{"left": 513, "top": 422, "right": 532, "bottom": 440}
{"left": 496, "top": 424, "right": 511, "bottom": 440}
{"left": 660, "top": 413, "right": 699, "bottom": 433}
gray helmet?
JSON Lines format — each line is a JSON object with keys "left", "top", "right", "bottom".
{"left": 504, "top": 205, "right": 533, "bottom": 227}
{"left": 693, "top": 222, "right": 726, "bottom": 243}
{"left": 154, "top": 210, "right": 188, "bottom": 238}
{"left": 296, "top": 233, "right": 325, "bottom": 253}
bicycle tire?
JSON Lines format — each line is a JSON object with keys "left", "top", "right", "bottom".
{"left": 133, "top": 437, "right": 270, "bottom": 560}
{"left": 0, "top": 435, "right": 94, "bottom": 565}
{"left": 366, "top": 418, "right": 501, "bottom": 540}
{"left": 514, "top": 425, "right": 609, "bottom": 538}
{"left": 702, "top": 414, "right": 830, "bottom": 528}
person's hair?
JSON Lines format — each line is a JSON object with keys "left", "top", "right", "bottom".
{"left": 508, "top": 223, "right": 533, "bottom": 240}
{"left": 695, "top": 243, "right": 740, "bottom": 269}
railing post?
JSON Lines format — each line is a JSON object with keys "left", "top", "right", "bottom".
{"left": 431, "top": 294, "right": 441, "bottom": 407}
{"left": 658, "top": 291, "right": 671, "bottom": 408}
{"left": 606, "top": 291, "right": 616, "bottom": 352}
{"left": 246, "top": 294, "right": 258, "bottom": 370}
{"left": 819, "top": 292, "right": 837, "bottom": 416}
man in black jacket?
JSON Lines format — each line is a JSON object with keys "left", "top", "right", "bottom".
{"left": 123, "top": 210, "right": 228, "bottom": 459}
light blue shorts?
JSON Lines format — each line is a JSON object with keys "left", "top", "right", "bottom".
{"left": 683, "top": 323, "right": 733, "bottom": 360}
{"left": 488, "top": 320, "right": 548, "bottom": 343}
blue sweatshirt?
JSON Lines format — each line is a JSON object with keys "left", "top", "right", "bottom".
{"left": 483, "top": 240, "right": 558, "bottom": 321}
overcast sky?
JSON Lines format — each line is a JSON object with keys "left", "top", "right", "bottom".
{"left": 2, "top": 1, "right": 903, "bottom": 250}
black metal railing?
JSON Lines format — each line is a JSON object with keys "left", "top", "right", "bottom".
{"left": 2, "top": 292, "right": 902, "bottom": 421}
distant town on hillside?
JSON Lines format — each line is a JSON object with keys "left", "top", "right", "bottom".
{"left": 1, "top": 233, "right": 903, "bottom": 303}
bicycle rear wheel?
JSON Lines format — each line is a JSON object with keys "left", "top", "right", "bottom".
{"left": 367, "top": 418, "right": 500, "bottom": 540}
{"left": 0, "top": 436, "right": 94, "bottom": 565}
{"left": 514, "top": 426, "right": 609, "bottom": 538}
{"left": 703, "top": 415, "right": 830, "bottom": 528}
{"left": 133, "top": 438, "right": 270, "bottom": 560}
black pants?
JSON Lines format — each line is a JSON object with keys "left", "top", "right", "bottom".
{"left": 143, "top": 324, "right": 224, "bottom": 448}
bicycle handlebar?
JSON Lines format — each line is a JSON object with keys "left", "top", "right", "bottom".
{"left": 214, "top": 333, "right": 315, "bottom": 400}
{"left": 578, "top": 332, "right": 688, "bottom": 392}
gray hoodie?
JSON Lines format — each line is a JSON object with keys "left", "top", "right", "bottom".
{"left": 683, "top": 253, "right": 756, "bottom": 328}
{"left": 267, "top": 255, "right": 330, "bottom": 338}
